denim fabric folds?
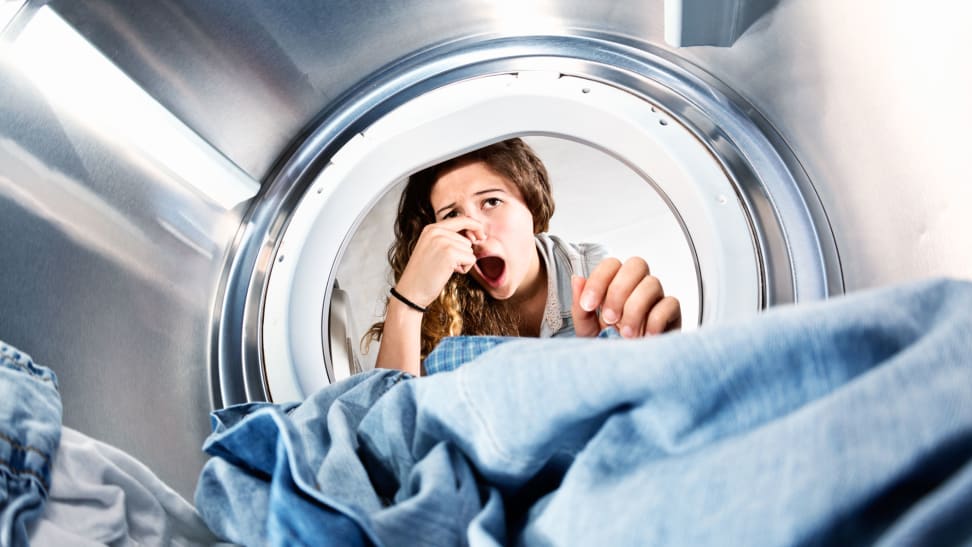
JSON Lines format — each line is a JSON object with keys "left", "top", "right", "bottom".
{"left": 1, "top": 342, "right": 220, "bottom": 547}
{"left": 195, "top": 278, "right": 972, "bottom": 546}
{"left": 0, "top": 343, "right": 61, "bottom": 547}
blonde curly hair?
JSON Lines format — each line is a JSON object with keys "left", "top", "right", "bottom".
{"left": 364, "top": 138, "right": 555, "bottom": 361}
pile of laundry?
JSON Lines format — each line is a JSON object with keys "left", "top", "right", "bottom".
{"left": 3, "top": 278, "right": 972, "bottom": 546}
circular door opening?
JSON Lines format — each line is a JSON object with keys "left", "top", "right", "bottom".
{"left": 213, "top": 36, "right": 842, "bottom": 406}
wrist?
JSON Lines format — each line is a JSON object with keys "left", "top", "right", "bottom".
{"left": 390, "top": 286, "right": 429, "bottom": 314}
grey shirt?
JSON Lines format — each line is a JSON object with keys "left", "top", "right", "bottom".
{"left": 535, "top": 233, "right": 608, "bottom": 338}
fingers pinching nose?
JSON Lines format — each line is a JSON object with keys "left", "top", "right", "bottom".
{"left": 462, "top": 230, "right": 486, "bottom": 245}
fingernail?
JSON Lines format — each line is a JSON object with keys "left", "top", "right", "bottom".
{"left": 580, "top": 290, "right": 596, "bottom": 311}
{"left": 621, "top": 325, "right": 633, "bottom": 338}
{"left": 602, "top": 308, "right": 618, "bottom": 324}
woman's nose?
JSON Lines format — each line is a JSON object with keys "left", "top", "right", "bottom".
{"left": 461, "top": 227, "right": 488, "bottom": 244}
{"left": 463, "top": 210, "right": 489, "bottom": 233}
{"left": 459, "top": 217, "right": 488, "bottom": 243}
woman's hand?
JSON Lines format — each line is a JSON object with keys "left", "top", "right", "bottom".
{"left": 377, "top": 217, "right": 485, "bottom": 377}
{"left": 570, "top": 257, "right": 681, "bottom": 338}
{"left": 394, "top": 217, "right": 486, "bottom": 308}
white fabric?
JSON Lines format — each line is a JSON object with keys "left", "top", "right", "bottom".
{"left": 535, "top": 232, "right": 607, "bottom": 337}
{"left": 27, "top": 427, "right": 225, "bottom": 546}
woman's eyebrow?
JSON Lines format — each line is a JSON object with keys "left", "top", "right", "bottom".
{"left": 474, "top": 188, "right": 505, "bottom": 197}
{"left": 434, "top": 189, "right": 505, "bottom": 216}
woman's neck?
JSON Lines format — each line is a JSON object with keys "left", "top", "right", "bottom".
{"left": 511, "top": 248, "right": 547, "bottom": 337}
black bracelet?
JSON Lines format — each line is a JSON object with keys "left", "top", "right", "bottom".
{"left": 390, "top": 287, "right": 428, "bottom": 313}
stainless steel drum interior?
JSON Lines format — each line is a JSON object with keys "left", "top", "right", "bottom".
{"left": 2, "top": 0, "right": 970, "bottom": 501}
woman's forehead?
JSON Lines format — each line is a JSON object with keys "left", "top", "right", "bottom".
{"left": 430, "top": 161, "right": 523, "bottom": 206}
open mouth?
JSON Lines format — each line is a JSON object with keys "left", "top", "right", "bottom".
{"left": 475, "top": 256, "right": 506, "bottom": 287}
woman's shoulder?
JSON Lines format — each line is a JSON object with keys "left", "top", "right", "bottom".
{"left": 535, "top": 232, "right": 608, "bottom": 277}
{"left": 536, "top": 232, "right": 605, "bottom": 253}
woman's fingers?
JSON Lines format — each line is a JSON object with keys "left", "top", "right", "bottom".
{"left": 576, "top": 256, "right": 682, "bottom": 338}
{"left": 433, "top": 216, "right": 487, "bottom": 242}
{"left": 647, "top": 296, "right": 682, "bottom": 334}
{"left": 616, "top": 274, "right": 664, "bottom": 338}
{"left": 570, "top": 275, "right": 601, "bottom": 337}
{"left": 420, "top": 218, "right": 484, "bottom": 264}
{"left": 599, "top": 257, "right": 650, "bottom": 327}
{"left": 451, "top": 241, "right": 477, "bottom": 274}
{"left": 577, "top": 258, "right": 622, "bottom": 315}
{"left": 397, "top": 221, "right": 482, "bottom": 305}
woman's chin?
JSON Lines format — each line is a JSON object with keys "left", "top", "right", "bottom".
{"left": 472, "top": 273, "right": 514, "bottom": 300}
{"left": 487, "top": 287, "right": 515, "bottom": 300}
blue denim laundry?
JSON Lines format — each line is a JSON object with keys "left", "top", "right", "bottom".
{"left": 0, "top": 342, "right": 61, "bottom": 547}
{"left": 195, "top": 278, "right": 972, "bottom": 546}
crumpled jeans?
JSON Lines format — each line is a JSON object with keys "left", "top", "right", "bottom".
{"left": 0, "top": 342, "right": 220, "bottom": 547}
{"left": 195, "top": 278, "right": 972, "bottom": 546}
{"left": 0, "top": 342, "right": 61, "bottom": 547}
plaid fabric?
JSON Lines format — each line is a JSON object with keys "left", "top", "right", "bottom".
{"left": 423, "top": 328, "right": 621, "bottom": 376}
{"left": 423, "top": 336, "right": 513, "bottom": 375}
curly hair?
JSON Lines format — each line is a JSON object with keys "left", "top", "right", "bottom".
{"left": 363, "top": 137, "right": 555, "bottom": 361}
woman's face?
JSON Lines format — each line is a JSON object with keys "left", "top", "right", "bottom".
{"left": 429, "top": 160, "right": 542, "bottom": 301}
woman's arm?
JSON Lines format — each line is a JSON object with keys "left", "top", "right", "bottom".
{"left": 374, "top": 216, "right": 485, "bottom": 375}
{"left": 374, "top": 294, "right": 425, "bottom": 376}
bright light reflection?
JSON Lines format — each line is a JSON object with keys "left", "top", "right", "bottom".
{"left": 1, "top": 2, "right": 26, "bottom": 34}
{"left": 489, "top": 0, "right": 564, "bottom": 36}
{"left": 8, "top": 6, "right": 258, "bottom": 209}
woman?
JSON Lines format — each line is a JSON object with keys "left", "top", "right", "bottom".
{"left": 367, "top": 138, "right": 681, "bottom": 375}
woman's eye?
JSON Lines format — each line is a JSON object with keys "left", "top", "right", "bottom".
{"left": 483, "top": 197, "right": 502, "bottom": 209}
{"left": 443, "top": 210, "right": 459, "bottom": 219}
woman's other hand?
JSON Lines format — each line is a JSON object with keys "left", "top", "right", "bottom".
{"left": 394, "top": 217, "right": 486, "bottom": 307}
{"left": 570, "top": 257, "right": 681, "bottom": 338}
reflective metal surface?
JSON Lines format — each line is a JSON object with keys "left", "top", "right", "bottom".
{"left": 2, "top": 0, "right": 970, "bottom": 500}
{"left": 686, "top": 1, "right": 972, "bottom": 287}
{"left": 1, "top": 3, "right": 260, "bottom": 497}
